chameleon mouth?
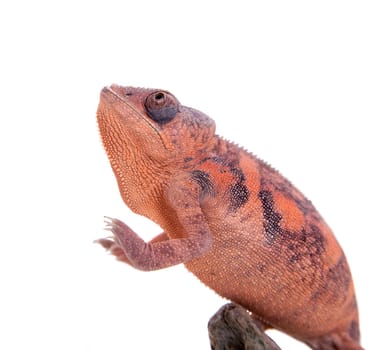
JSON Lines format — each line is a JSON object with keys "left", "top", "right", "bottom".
{"left": 100, "top": 86, "right": 113, "bottom": 96}
{"left": 98, "top": 84, "right": 168, "bottom": 150}
{"left": 100, "top": 85, "right": 127, "bottom": 103}
{"left": 100, "top": 85, "right": 145, "bottom": 119}
{"left": 101, "top": 84, "right": 141, "bottom": 101}
{"left": 101, "top": 84, "right": 123, "bottom": 95}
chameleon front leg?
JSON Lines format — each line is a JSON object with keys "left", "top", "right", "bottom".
{"left": 96, "top": 173, "right": 213, "bottom": 271}
{"left": 95, "top": 219, "right": 170, "bottom": 266}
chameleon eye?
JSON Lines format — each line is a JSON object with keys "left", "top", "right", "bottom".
{"left": 145, "top": 91, "right": 179, "bottom": 124}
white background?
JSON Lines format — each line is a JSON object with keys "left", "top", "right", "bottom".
{"left": 1, "top": 1, "right": 391, "bottom": 349}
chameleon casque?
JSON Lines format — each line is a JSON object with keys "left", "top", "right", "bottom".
{"left": 96, "top": 84, "right": 362, "bottom": 350}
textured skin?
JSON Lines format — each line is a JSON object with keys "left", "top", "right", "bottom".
{"left": 96, "top": 85, "right": 363, "bottom": 350}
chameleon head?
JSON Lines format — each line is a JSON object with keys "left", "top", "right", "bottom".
{"left": 97, "top": 84, "right": 216, "bottom": 165}
{"left": 97, "top": 85, "right": 217, "bottom": 209}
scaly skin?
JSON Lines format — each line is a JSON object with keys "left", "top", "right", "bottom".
{"left": 96, "top": 84, "right": 363, "bottom": 349}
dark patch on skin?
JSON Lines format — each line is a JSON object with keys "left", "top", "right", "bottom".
{"left": 211, "top": 156, "right": 228, "bottom": 166}
{"left": 301, "top": 226, "right": 324, "bottom": 265}
{"left": 198, "top": 155, "right": 235, "bottom": 168}
{"left": 230, "top": 167, "right": 245, "bottom": 182}
{"left": 281, "top": 225, "right": 326, "bottom": 287}
{"left": 349, "top": 320, "right": 360, "bottom": 341}
{"left": 307, "top": 224, "right": 325, "bottom": 256}
{"left": 184, "top": 157, "right": 194, "bottom": 162}
{"left": 191, "top": 170, "right": 215, "bottom": 197}
{"left": 326, "top": 255, "right": 351, "bottom": 294}
{"left": 200, "top": 156, "right": 211, "bottom": 163}
{"left": 258, "top": 160, "right": 318, "bottom": 220}
{"left": 258, "top": 190, "right": 283, "bottom": 244}
{"left": 228, "top": 167, "right": 249, "bottom": 212}
{"left": 229, "top": 183, "right": 250, "bottom": 212}
{"left": 311, "top": 254, "right": 351, "bottom": 303}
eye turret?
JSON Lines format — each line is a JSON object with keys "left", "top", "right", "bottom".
{"left": 145, "top": 91, "right": 179, "bottom": 124}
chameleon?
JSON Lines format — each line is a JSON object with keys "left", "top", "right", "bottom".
{"left": 96, "top": 84, "right": 363, "bottom": 350}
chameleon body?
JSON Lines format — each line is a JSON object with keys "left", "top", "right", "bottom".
{"left": 96, "top": 85, "right": 362, "bottom": 350}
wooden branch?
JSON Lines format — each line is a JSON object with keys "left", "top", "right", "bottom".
{"left": 208, "top": 303, "right": 281, "bottom": 350}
